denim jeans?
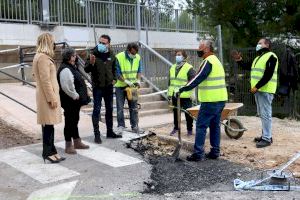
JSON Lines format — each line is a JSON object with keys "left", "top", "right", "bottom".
{"left": 171, "top": 96, "right": 193, "bottom": 131}
{"left": 92, "top": 85, "right": 113, "bottom": 135}
{"left": 254, "top": 91, "right": 274, "bottom": 142}
{"left": 115, "top": 87, "right": 138, "bottom": 129}
{"left": 194, "top": 101, "right": 225, "bottom": 158}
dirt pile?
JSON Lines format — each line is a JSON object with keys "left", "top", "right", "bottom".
{"left": 0, "top": 119, "right": 38, "bottom": 149}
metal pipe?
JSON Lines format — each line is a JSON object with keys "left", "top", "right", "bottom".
{"left": 0, "top": 69, "right": 36, "bottom": 88}
{"left": 0, "top": 91, "right": 36, "bottom": 113}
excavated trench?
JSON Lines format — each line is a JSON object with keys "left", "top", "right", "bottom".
{"left": 127, "top": 134, "right": 262, "bottom": 194}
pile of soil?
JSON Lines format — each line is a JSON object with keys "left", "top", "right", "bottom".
{"left": 0, "top": 119, "right": 37, "bottom": 149}
{"left": 128, "top": 135, "right": 258, "bottom": 194}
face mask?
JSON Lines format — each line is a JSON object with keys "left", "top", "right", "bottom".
{"left": 128, "top": 53, "right": 136, "bottom": 59}
{"left": 197, "top": 50, "right": 204, "bottom": 57}
{"left": 53, "top": 43, "right": 56, "bottom": 51}
{"left": 176, "top": 55, "right": 184, "bottom": 63}
{"left": 97, "top": 43, "right": 107, "bottom": 53}
{"left": 256, "top": 44, "right": 263, "bottom": 52}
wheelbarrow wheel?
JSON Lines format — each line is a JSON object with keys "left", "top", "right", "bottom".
{"left": 224, "top": 118, "right": 244, "bottom": 139}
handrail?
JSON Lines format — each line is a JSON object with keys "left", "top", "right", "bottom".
{"left": 0, "top": 69, "right": 36, "bottom": 88}
{"left": 139, "top": 41, "right": 173, "bottom": 66}
{"left": 0, "top": 91, "right": 36, "bottom": 113}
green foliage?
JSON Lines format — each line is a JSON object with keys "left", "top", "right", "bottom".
{"left": 186, "top": 0, "right": 300, "bottom": 46}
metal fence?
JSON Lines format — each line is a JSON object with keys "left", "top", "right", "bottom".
{"left": 0, "top": 0, "right": 200, "bottom": 32}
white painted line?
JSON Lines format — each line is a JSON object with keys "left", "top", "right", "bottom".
{"left": 0, "top": 149, "right": 79, "bottom": 184}
{"left": 56, "top": 141, "right": 143, "bottom": 168}
{"left": 120, "top": 131, "right": 149, "bottom": 142}
{"left": 27, "top": 180, "right": 78, "bottom": 200}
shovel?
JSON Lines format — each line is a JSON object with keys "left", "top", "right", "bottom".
{"left": 172, "top": 94, "right": 182, "bottom": 160}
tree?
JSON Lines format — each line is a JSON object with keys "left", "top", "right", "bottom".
{"left": 186, "top": 0, "right": 300, "bottom": 47}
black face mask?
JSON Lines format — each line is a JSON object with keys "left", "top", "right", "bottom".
{"left": 197, "top": 50, "right": 204, "bottom": 57}
{"left": 53, "top": 43, "right": 56, "bottom": 51}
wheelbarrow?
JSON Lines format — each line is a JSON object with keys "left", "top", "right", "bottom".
{"left": 185, "top": 103, "right": 247, "bottom": 139}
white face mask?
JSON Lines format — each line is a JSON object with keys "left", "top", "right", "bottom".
{"left": 256, "top": 44, "right": 263, "bottom": 52}
{"left": 128, "top": 53, "right": 136, "bottom": 59}
{"left": 176, "top": 55, "right": 184, "bottom": 63}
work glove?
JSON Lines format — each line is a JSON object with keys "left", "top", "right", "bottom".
{"left": 124, "top": 79, "right": 134, "bottom": 87}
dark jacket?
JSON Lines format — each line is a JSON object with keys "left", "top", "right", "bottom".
{"left": 57, "top": 62, "right": 90, "bottom": 108}
{"left": 84, "top": 48, "right": 116, "bottom": 88}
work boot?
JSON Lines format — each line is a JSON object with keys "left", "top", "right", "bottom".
{"left": 186, "top": 154, "right": 204, "bottom": 162}
{"left": 107, "top": 131, "right": 122, "bottom": 138}
{"left": 205, "top": 152, "right": 219, "bottom": 160}
{"left": 73, "top": 138, "right": 90, "bottom": 149}
{"left": 256, "top": 139, "right": 271, "bottom": 148}
{"left": 254, "top": 136, "right": 273, "bottom": 143}
{"left": 65, "top": 141, "right": 77, "bottom": 154}
{"left": 170, "top": 129, "right": 178, "bottom": 136}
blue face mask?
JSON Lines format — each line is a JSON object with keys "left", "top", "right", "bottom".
{"left": 176, "top": 55, "right": 184, "bottom": 63}
{"left": 256, "top": 44, "right": 263, "bottom": 52}
{"left": 97, "top": 43, "right": 107, "bottom": 53}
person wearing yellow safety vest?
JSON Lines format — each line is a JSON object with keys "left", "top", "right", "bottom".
{"left": 232, "top": 38, "right": 278, "bottom": 148}
{"left": 115, "top": 43, "right": 142, "bottom": 133}
{"left": 175, "top": 40, "right": 228, "bottom": 161}
{"left": 168, "top": 50, "right": 196, "bottom": 136}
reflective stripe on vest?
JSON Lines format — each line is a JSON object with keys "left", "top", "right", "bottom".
{"left": 250, "top": 52, "right": 278, "bottom": 94}
{"left": 198, "top": 55, "right": 228, "bottom": 102}
{"left": 168, "top": 63, "right": 193, "bottom": 98}
{"left": 115, "top": 52, "right": 140, "bottom": 88}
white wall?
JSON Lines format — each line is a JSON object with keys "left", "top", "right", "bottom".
{"left": 0, "top": 23, "right": 198, "bottom": 49}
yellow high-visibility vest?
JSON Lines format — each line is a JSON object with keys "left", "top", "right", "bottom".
{"left": 198, "top": 55, "right": 228, "bottom": 102}
{"left": 250, "top": 52, "right": 278, "bottom": 94}
{"left": 168, "top": 63, "right": 193, "bottom": 98}
{"left": 115, "top": 51, "right": 140, "bottom": 88}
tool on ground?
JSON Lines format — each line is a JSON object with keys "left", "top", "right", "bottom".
{"left": 172, "top": 95, "right": 182, "bottom": 160}
{"left": 234, "top": 151, "right": 300, "bottom": 191}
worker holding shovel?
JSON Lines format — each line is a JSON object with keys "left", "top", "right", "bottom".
{"left": 168, "top": 50, "right": 196, "bottom": 136}
{"left": 176, "top": 40, "right": 228, "bottom": 161}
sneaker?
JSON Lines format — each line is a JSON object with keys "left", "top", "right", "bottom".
{"left": 107, "top": 131, "right": 122, "bottom": 139}
{"left": 187, "top": 130, "right": 193, "bottom": 136}
{"left": 170, "top": 129, "right": 178, "bottom": 136}
{"left": 256, "top": 139, "right": 271, "bottom": 148}
{"left": 205, "top": 152, "right": 219, "bottom": 160}
{"left": 186, "top": 154, "right": 204, "bottom": 162}
{"left": 94, "top": 136, "right": 102, "bottom": 144}
{"left": 132, "top": 127, "right": 144, "bottom": 134}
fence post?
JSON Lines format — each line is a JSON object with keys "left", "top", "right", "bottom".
{"left": 42, "top": 0, "right": 50, "bottom": 23}
{"left": 216, "top": 25, "right": 224, "bottom": 64}
{"left": 85, "top": 0, "right": 90, "bottom": 27}
{"left": 175, "top": 9, "right": 179, "bottom": 32}
{"left": 26, "top": 0, "right": 32, "bottom": 24}
{"left": 136, "top": 0, "right": 141, "bottom": 40}
{"left": 19, "top": 47, "right": 26, "bottom": 85}
{"left": 192, "top": 15, "right": 196, "bottom": 32}
{"left": 109, "top": 1, "right": 116, "bottom": 28}
{"left": 156, "top": 7, "right": 159, "bottom": 31}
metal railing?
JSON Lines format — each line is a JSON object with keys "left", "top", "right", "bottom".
{"left": 0, "top": 0, "right": 201, "bottom": 32}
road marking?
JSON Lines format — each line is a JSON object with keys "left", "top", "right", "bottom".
{"left": 0, "top": 149, "right": 79, "bottom": 184}
{"left": 56, "top": 141, "right": 143, "bottom": 168}
{"left": 27, "top": 180, "right": 78, "bottom": 200}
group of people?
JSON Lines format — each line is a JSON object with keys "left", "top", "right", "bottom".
{"left": 33, "top": 33, "right": 142, "bottom": 163}
{"left": 32, "top": 32, "right": 278, "bottom": 164}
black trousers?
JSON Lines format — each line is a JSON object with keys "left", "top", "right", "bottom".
{"left": 63, "top": 103, "right": 81, "bottom": 142}
{"left": 172, "top": 96, "right": 194, "bottom": 131}
{"left": 42, "top": 125, "right": 57, "bottom": 158}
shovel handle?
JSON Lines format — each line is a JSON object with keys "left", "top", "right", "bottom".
{"left": 177, "top": 97, "right": 181, "bottom": 145}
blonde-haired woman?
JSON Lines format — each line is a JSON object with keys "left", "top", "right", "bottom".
{"left": 32, "top": 33, "right": 65, "bottom": 163}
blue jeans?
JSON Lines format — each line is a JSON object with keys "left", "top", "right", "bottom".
{"left": 254, "top": 92, "right": 274, "bottom": 142}
{"left": 92, "top": 85, "right": 113, "bottom": 135}
{"left": 115, "top": 87, "right": 138, "bottom": 129}
{"left": 194, "top": 102, "right": 225, "bottom": 158}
